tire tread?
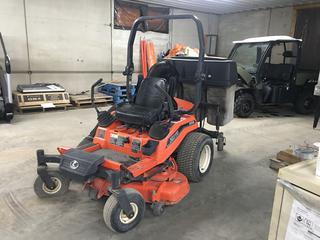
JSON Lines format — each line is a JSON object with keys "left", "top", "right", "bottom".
{"left": 33, "top": 169, "right": 70, "bottom": 198}
{"left": 176, "top": 132, "right": 213, "bottom": 182}
{"left": 103, "top": 188, "right": 145, "bottom": 233}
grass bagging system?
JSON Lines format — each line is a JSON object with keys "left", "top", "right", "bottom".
{"left": 33, "top": 15, "right": 237, "bottom": 233}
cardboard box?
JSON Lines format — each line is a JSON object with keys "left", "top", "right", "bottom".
{"left": 13, "top": 91, "right": 70, "bottom": 107}
{"left": 268, "top": 160, "right": 320, "bottom": 240}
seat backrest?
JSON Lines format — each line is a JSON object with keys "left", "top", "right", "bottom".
{"left": 135, "top": 77, "right": 167, "bottom": 109}
{"left": 147, "top": 61, "right": 178, "bottom": 96}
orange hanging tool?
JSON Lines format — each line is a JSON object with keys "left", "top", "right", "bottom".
{"left": 140, "top": 38, "right": 147, "bottom": 78}
{"left": 146, "top": 41, "right": 156, "bottom": 70}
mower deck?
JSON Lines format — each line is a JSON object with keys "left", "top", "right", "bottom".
{"left": 37, "top": 111, "right": 198, "bottom": 201}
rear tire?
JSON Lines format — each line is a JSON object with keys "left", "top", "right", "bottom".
{"left": 175, "top": 132, "right": 213, "bottom": 182}
{"left": 34, "top": 170, "right": 70, "bottom": 198}
{"left": 294, "top": 91, "right": 315, "bottom": 114}
{"left": 234, "top": 93, "right": 255, "bottom": 118}
{"left": 103, "top": 189, "right": 145, "bottom": 233}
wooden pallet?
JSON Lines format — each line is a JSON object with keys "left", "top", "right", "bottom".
{"left": 17, "top": 103, "right": 72, "bottom": 113}
{"left": 70, "top": 93, "right": 113, "bottom": 107}
{"left": 269, "top": 158, "right": 290, "bottom": 171}
{"left": 269, "top": 149, "right": 302, "bottom": 171}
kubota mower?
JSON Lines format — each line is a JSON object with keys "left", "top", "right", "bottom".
{"left": 34, "top": 15, "right": 237, "bottom": 233}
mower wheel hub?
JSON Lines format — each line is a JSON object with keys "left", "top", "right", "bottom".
{"left": 199, "top": 145, "right": 211, "bottom": 173}
{"left": 42, "top": 177, "right": 62, "bottom": 194}
{"left": 119, "top": 203, "right": 138, "bottom": 224}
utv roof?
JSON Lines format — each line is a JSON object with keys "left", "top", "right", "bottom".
{"left": 233, "top": 36, "right": 302, "bottom": 44}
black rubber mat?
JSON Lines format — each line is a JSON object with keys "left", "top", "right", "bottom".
{"left": 92, "top": 149, "right": 139, "bottom": 165}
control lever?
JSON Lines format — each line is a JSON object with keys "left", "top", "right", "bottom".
{"left": 91, "top": 78, "right": 103, "bottom": 114}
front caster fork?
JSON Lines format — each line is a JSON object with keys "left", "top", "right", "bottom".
{"left": 36, "top": 149, "right": 61, "bottom": 190}
{"left": 37, "top": 165, "right": 56, "bottom": 189}
{"left": 110, "top": 188, "right": 135, "bottom": 219}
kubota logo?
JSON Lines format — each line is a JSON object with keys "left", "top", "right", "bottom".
{"left": 70, "top": 160, "right": 79, "bottom": 169}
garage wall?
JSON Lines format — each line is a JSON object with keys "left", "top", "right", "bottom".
{"left": 0, "top": 0, "right": 217, "bottom": 93}
{"left": 26, "top": 0, "right": 112, "bottom": 93}
{"left": 171, "top": 9, "right": 212, "bottom": 48}
{"left": 217, "top": 7, "right": 294, "bottom": 57}
{"left": 0, "top": 0, "right": 30, "bottom": 88}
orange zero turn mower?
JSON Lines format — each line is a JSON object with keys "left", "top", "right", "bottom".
{"left": 33, "top": 15, "right": 237, "bottom": 233}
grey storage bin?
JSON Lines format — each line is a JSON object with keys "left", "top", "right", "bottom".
{"left": 206, "top": 85, "right": 235, "bottom": 126}
{"left": 182, "top": 84, "right": 235, "bottom": 126}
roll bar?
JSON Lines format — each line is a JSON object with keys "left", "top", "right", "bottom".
{"left": 123, "top": 14, "right": 206, "bottom": 114}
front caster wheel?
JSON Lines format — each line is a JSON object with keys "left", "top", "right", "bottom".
{"left": 217, "top": 135, "right": 225, "bottom": 152}
{"left": 33, "top": 169, "right": 70, "bottom": 198}
{"left": 103, "top": 188, "right": 145, "bottom": 233}
{"left": 151, "top": 202, "right": 165, "bottom": 216}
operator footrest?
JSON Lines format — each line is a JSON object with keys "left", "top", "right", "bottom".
{"left": 59, "top": 148, "right": 104, "bottom": 181}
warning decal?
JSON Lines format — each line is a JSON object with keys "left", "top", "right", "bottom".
{"left": 285, "top": 200, "right": 320, "bottom": 240}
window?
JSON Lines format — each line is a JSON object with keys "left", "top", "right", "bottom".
{"left": 206, "top": 35, "right": 217, "bottom": 56}
{"left": 269, "top": 43, "right": 285, "bottom": 64}
{"left": 231, "top": 43, "right": 269, "bottom": 74}
{"left": 114, "top": 0, "right": 169, "bottom": 34}
{"left": 266, "top": 42, "right": 299, "bottom": 65}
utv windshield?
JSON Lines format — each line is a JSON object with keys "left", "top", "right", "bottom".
{"left": 230, "top": 42, "right": 269, "bottom": 74}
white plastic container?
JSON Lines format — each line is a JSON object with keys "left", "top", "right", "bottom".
{"left": 313, "top": 142, "right": 320, "bottom": 177}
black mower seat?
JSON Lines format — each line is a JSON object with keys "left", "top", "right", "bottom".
{"left": 116, "top": 103, "right": 162, "bottom": 126}
{"left": 115, "top": 77, "right": 168, "bottom": 127}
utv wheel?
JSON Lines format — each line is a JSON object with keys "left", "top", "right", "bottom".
{"left": 34, "top": 170, "right": 70, "bottom": 198}
{"left": 234, "top": 93, "right": 255, "bottom": 118}
{"left": 176, "top": 132, "right": 213, "bottom": 182}
{"left": 103, "top": 188, "right": 145, "bottom": 233}
{"left": 294, "top": 91, "right": 315, "bottom": 114}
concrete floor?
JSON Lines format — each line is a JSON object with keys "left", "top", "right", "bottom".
{"left": 0, "top": 107, "right": 319, "bottom": 240}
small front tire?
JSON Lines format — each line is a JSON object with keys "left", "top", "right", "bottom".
{"left": 151, "top": 202, "right": 165, "bottom": 216}
{"left": 33, "top": 170, "right": 70, "bottom": 198}
{"left": 217, "top": 135, "right": 225, "bottom": 152}
{"left": 103, "top": 188, "right": 145, "bottom": 233}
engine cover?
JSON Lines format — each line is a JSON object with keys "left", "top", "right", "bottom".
{"left": 59, "top": 148, "right": 104, "bottom": 181}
